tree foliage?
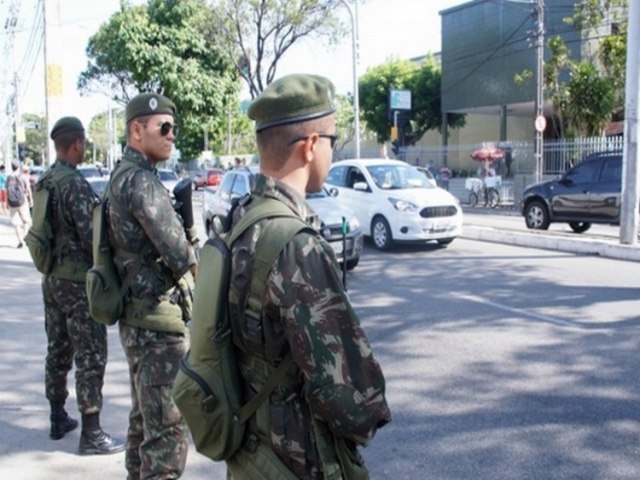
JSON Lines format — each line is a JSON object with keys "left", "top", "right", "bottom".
{"left": 87, "top": 109, "right": 126, "bottom": 163}
{"left": 359, "top": 57, "right": 465, "bottom": 145}
{"left": 22, "top": 113, "right": 47, "bottom": 166}
{"left": 551, "top": 0, "right": 627, "bottom": 136}
{"left": 79, "top": 0, "right": 239, "bottom": 159}
{"left": 211, "top": 0, "right": 346, "bottom": 98}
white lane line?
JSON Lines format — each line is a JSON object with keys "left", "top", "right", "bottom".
{"left": 451, "top": 292, "right": 578, "bottom": 328}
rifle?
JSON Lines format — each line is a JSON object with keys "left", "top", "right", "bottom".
{"left": 173, "top": 178, "right": 200, "bottom": 251}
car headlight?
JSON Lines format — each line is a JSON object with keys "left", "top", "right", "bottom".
{"left": 388, "top": 197, "right": 418, "bottom": 212}
{"left": 348, "top": 217, "right": 360, "bottom": 231}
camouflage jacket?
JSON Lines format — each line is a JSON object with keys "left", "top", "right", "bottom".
{"left": 229, "top": 174, "right": 391, "bottom": 479}
{"left": 107, "top": 146, "right": 196, "bottom": 331}
{"left": 45, "top": 159, "right": 99, "bottom": 276}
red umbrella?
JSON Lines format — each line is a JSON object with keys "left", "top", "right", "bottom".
{"left": 470, "top": 147, "right": 505, "bottom": 162}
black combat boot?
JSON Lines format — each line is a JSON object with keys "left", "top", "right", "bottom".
{"left": 78, "top": 413, "right": 125, "bottom": 455}
{"left": 49, "top": 400, "right": 78, "bottom": 440}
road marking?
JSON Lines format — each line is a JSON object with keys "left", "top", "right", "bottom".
{"left": 451, "top": 292, "right": 581, "bottom": 329}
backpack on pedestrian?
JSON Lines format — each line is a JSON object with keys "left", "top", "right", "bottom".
{"left": 171, "top": 197, "right": 310, "bottom": 469}
{"left": 85, "top": 161, "right": 137, "bottom": 326}
{"left": 26, "top": 166, "right": 76, "bottom": 275}
{"left": 6, "top": 174, "right": 25, "bottom": 207}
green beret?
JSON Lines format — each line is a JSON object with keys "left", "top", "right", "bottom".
{"left": 248, "top": 74, "right": 336, "bottom": 132}
{"left": 126, "top": 93, "right": 176, "bottom": 123}
{"left": 50, "top": 116, "right": 84, "bottom": 140}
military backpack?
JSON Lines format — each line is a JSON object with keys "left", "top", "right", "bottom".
{"left": 172, "top": 197, "right": 312, "bottom": 469}
{"left": 85, "top": 161, "right": 137, "bottom": 325}
{"left": 26, "top": 165, "right": 77, "bottom": 275}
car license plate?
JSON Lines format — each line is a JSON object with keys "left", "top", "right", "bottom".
{"left": 428, "top": 221, "right": 449, "bottom": 233}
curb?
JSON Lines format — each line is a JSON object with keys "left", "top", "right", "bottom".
{"left": 462, "top": 225, "right": 640, "bottom": 263}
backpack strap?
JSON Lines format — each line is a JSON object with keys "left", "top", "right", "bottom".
{"left": 226, "top": 197, "right": 314, "bottom": 426}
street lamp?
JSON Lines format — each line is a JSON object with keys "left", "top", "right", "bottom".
{"left": 340, "top": 0, "right": 360, "bottom": 158}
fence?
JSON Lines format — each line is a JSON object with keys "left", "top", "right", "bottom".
{"left": 336, "top": 136, "right": 624, "bottom": 178}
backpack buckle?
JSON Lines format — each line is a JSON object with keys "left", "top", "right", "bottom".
{"left": 244, "top": 432, "right": 259, "bottom": 453}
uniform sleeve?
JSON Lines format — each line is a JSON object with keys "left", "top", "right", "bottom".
{"left": 268, "top": 234, "right": 391, "bottom": 445}
{"left": 128, "top": 171, "right": 196, "bottom": 276}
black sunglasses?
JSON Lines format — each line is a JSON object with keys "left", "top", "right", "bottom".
{"left": 150, "top": 121, "right": 179, "bottom": 137}
{"left": 288, "top": 133, "right": 338, "bottom": 149}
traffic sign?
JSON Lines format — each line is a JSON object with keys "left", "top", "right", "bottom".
{"left": 535, "top": 115, "right": 546, "bottom": 133}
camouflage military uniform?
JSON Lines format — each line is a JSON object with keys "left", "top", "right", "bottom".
{"left": 42, "top": 159, "right": 105, "bottom": 415}
{"left": 228, "top": 174, "right": 391, "bottom": 479}
{"left": 108, "top": 146, "right": 196, "bottom": 480}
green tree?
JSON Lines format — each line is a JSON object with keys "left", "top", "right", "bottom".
{"left": 567, "top": 62, "right": 617, "bottom": 136}
{"left": 22, "top": 113, "right": 47, "bottom": 166}
{"left": 78, "top": 0, "right": 238, "bottom": 160}
{"left": 359, "top": 57, "right": 464, "bottom": 145}
{"left": 87, "top": 109, "right": 126, "bottom": 164}
{"left": 211, "top": 0, "right": 346, "bottom": 98}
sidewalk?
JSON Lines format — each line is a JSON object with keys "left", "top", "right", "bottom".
{"left": 459, "top": 206, "right": 640, "bottom": 263}
{"left": 0, "top": 214, "right": 225, "bottom": 479}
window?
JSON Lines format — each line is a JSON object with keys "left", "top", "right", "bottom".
{"left": 564, "top": 161, "right": 599, "bottom": 185}
{"left": 218, "top": 173, "right": 235, "bottom": 201}
{"left": 599, "top": 157, "right": 622, "bottom": 184}
{"left": 326, "top": 166, "right": 347, "bottom": 187}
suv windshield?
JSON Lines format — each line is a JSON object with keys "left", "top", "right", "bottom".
{"left": 367, "top": 164, "right": 433, "bottom": 190}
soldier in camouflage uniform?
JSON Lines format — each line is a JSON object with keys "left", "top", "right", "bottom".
{"left": 40, "top": 116, "right": 124, "bottom": 455}
{"left": 108, "top": 93, "right": 197, "bottom": 480}
{"left": 225, "top": 74, "right": 391, "bottom": 479}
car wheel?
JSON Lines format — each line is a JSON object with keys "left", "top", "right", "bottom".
{"left": 569, "top": 221, "right": 591, "bottom": 233}
{"left": 468, "top": 192, "right": 478, "bottom": 207}
{"left": 524, "top": 200, "right": 550, "bottom": 230}
{"left": 437, "top": 237, "right": 454, "bottom": 246}
{"left": 346, "top": 257, "right": 359, "bottom": 270}
{"left": 371, "top": 216, "right": 393, "bottom": 251}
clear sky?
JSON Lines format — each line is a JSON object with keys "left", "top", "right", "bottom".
{"left": 7, "top": 0, "right": 464, "bottom": 127}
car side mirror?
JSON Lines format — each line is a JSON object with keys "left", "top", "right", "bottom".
{"left": 353, "top": 181, "right": 368, "bottom": 192}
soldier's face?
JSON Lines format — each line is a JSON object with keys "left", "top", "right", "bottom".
{"left": 139, "top": 114, "right": 176, "bottom": 163}
{"left": 306, "top": 116, "right": 336, "bottom": 193}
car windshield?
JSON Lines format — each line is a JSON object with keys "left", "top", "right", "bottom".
{"left": 367, "top": 164, "right": 434, "bottom": 190}
{"left": 158, "top": 170, "right": 178, "bottom": 181}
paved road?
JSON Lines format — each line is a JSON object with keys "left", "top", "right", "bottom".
{"left": 0, "top": 198, "right": 638, "bottom": 479}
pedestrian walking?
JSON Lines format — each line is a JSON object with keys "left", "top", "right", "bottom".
{"left": 38, "top": 116, "right": 124, "bottom": 455}
{"left": 0, "top": 164, "right": 7, "bottom": 215}
{"left": 107, "top": 93, "right": 197, "bottom": 479}
{"left": 222, "top": 74, "right": 391, "bottom": 478}
{"left": 6, "top": 160, "right": 32, "bottom": 247}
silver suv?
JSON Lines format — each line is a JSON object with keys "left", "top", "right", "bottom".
{"left": 203, "top": 168, "right": 364, "bottom": 270}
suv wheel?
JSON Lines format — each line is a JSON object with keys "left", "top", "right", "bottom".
{"left": 569, "top": 221, "right": 591, "bottom": 233}
{"left": 372, "top": 216, "right": 393, "bottom": 250}
{"left": 346, "top": 258, "right": 359, "bottom": 270}
{"left": 524, "top": 200, "right": 550, "bottom": 230}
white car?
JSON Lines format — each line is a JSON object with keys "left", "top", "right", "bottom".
{"left": 326, "top": 159, "right": 463, "bottom": 250}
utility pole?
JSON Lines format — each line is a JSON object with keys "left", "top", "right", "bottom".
{"left": 43, "top": 0, "right": 51, "bottom": 165}
{"left": 620, "top": 0, "right": 639, "bottom": 245}
{"left": 340, "top": 0, "right": 361, "bottom": 158}
{"left": 534, "top": 0, "right": 545, "bottom": 184}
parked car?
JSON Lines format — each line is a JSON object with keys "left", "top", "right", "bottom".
{"left": 78, "top": 165, "right": 104, "bottom": 178}
{"left": 86, "top": 177, "right": 109, "bottom": 197}
{"left": 202, "top": 167, "right": 363, "bottom": 269}
{"left": 325, "top": 159, "right": 463, "bottom": 250}
{"left": 157, "top": 168, "right": 181, "bottom": 194}
{"left": 194, "top": 168, "right": 223, "bottom": 190}
{"left": 521, "top": 151, "right": 623, "bottom": 233}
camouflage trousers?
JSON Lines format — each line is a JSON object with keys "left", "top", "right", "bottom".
{"left": 119, "top": 324, "right": 188, "bottom": 480}
{"left": 42, "top": 275, "right": 107, "bottom": 414}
